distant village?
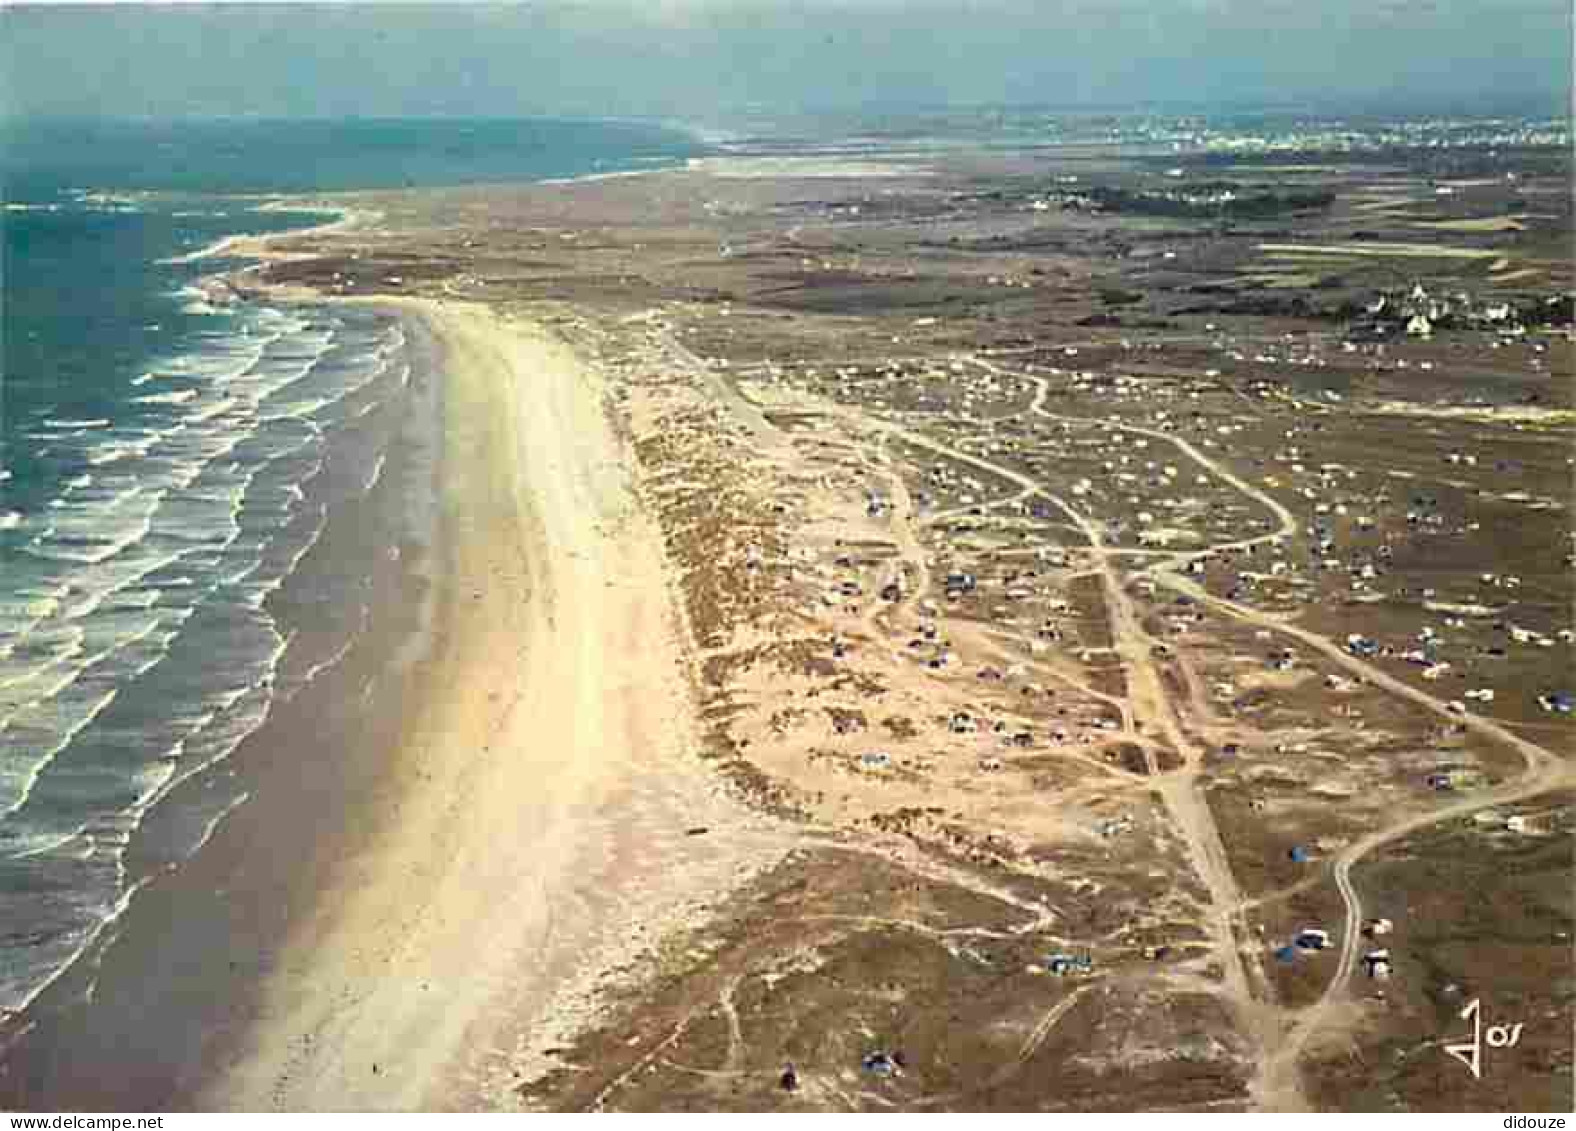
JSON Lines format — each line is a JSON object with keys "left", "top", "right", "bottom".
{"left": 1346, "top": 282, "right": 1575, "bottom": 342}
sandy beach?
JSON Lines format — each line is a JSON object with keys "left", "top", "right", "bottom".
{"left": 0, "top": 291, "right": 785, "bottom": 1111}
{"left": 191, "top": 301, "right": 786, "bottom": 1110}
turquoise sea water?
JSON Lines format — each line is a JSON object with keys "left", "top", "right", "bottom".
{"left": 0, "top": 116, "right": 701, "bottom": 1012}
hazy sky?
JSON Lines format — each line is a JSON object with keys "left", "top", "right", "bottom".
{"left": 2, "top": 1, "right": 1570, "bottom": 123}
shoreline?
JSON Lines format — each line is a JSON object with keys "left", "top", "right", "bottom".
{"left": 159, "top": 202, "right": 375, "bottom": 267}
{"left": 197, "top": 298, "right": 788, "bottom": 1110}
{"left": 0, "top": 300, "right": 448, "bottom": 1109}
{"left": 0, "top": 172, "right": 788, "bottom": 1104}
{"left": 0, "top": 283, "right": 787, "bottom": 1110}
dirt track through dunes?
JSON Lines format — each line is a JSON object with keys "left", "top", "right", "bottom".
{"left": 780, "top": 365, "right": 1300, "bottom": 1109}
{"left": 204, "top": 303, "right": 788, "bottom": 1111}
{"left": 1256, "top": 242, "right": 1503, "bottom": 259}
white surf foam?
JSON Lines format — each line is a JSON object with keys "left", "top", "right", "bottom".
{"left": 134, "top": 389, "right": 199, "bottom": 407}
{"left": 0, "top": 303, "right": 411, "bottom": 1013}
{"left": 40, "top": 418, "right": 112, "bottom": 431}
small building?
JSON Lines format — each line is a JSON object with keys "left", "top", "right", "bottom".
{"left": 1363, "top": 949, "right": 1392, "bottom": 980}
{"left": 861, "top": 1051, "right": 902, "bottom": 1077}
{"left": 1345, "top": 634, "right": 1380, "bottom": 658}
{"left": 1296, "top": 929, "right": 1331, "bottom": 951}
{"left": 944, "top": 571, "right": 977, "bottom": 595}
{"left": 1044, "top": 953, "right": 1094, "bottom": 977}
{"left": 1537, "top": 691, "right": 1573, "bottom": 714}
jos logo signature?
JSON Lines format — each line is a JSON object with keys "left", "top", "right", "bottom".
{"left": 1444, "top": 997, "right": 1525, "bottom": 1081}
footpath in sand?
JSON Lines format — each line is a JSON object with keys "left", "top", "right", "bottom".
{"left": 203, "top": 302, "right": 788, "bottom": 1111}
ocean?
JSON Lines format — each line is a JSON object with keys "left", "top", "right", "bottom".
{"left": 0, "top": 116, "right": 701, "bottom": 1018}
